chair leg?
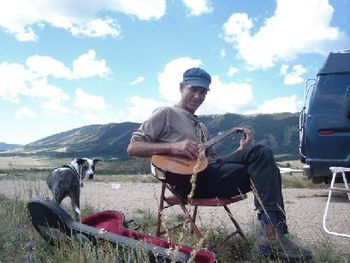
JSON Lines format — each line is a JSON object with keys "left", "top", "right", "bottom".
{"left": 177, "top": 201, "right": 202, "bottom": 238}
{"left": 209, "top": 205, "right": 247, "bottom": 249}
{"left": 223, "top": 205, "right": 247, "bottom": 240}
{"left": 163, "top": 184, "right": 202, "bottom": 238}
{"left": 189, "top": 205, "right": 198, "bottom": 234}
{"left": 156, "top": 182, "right": 166, "bottom": 237}
{"left": 192, "top": 205, "right": 198, "bottom": 222}
{"left": 323, "top": 168, "right": 350, "bottom": 238}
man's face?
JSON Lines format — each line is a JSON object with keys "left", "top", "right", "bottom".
{"left": 179, "top": 84, "right": 207, "bottom": 113}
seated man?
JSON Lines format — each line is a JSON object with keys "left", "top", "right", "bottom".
{"left": 127, "top": 67, "right": 312, "bottom": 260}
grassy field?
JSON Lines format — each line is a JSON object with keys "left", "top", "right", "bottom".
{"left": 0, "top": 156, "right": 347, "bottom": 262}
{"left": 0, "top": 155, "right": 321, "bottom": 186}
{"left": 0, "top": 155, "right": 306, "bottom": 169}
{"left": 0, "top": 195, "right": 249, "bottom": 263}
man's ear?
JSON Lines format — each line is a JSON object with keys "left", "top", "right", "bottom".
{"left": 179, "top": 83, "right": 183, "bottom": 92}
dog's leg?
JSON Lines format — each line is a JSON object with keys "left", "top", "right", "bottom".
{"left": 52, "top": 186, "right": 65, "bottom": 205}
{"left": 70, "top": 190, "right": 81, "bottom": 221}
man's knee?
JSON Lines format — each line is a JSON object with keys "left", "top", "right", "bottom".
{"left": 253, "top": 144, "right": 274, "bottom": 158}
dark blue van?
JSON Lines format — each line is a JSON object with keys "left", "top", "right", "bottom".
{"left": 299, "top": 50, "right": 350, "bottom": 183}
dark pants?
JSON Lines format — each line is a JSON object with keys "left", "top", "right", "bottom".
{"left": 174, "top": 144, "right": 288, "bottom": 233}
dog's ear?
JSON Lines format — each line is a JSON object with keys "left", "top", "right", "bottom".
{"left": 93, "top": 159, "right": 103, "bottom": 165}
{"left": 76, "top": 158, "right": 86, "bottom": 165}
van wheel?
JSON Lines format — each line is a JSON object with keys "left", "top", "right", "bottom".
{"left": 303, "top": 165, "right": 312, "bottom": 179}
{"left": 303, "top": 165, "right": 326, "bottom": 184}
{"left": 311, "top": 177, "right": 325, "bottom": 184}
{"left": 304, "top": 165, "right": 332, "bottom": 184}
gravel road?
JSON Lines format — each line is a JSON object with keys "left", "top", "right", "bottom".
{"left": 0, "top": 179, "right": 349, "bottom": 256}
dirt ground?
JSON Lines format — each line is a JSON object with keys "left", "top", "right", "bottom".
{"left": 0, "top": 179, "right": 349, "bottom": 257}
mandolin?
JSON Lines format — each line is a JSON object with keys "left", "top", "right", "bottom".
{"left": 151, "top": 127, "right": 244, "bottom": 175}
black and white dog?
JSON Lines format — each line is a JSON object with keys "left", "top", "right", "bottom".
{"left": 47, "top": 158, "right": 101, "bottom": 220}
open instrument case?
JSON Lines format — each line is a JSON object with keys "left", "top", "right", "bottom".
{"left": 27, "top": 196, "right": 216, "bottom": 263}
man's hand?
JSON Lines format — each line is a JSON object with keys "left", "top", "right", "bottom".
{"left": 171, "top": 139, "right": 199, "bottom": 160}
{"left": 238, "top": 128, "right": 254, "bottom": 150}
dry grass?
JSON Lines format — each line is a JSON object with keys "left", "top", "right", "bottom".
{"left": 1, "top": 156, "right": 349, "bottom": 262}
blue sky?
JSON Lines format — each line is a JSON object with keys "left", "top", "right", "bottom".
{"left": 0, "top": 0, "right": 349, "bottom": 144}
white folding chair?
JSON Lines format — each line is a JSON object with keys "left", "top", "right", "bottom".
{"left": 322, "top": 167, "right": 350, "bottom": 238}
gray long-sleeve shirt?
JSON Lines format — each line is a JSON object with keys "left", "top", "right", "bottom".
{"left": 130, "top": 105, "right": 216, "bottom": 159}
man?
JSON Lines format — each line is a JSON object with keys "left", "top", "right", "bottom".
{"left": 127, "top": 67, "right": 312, "bottom": 260}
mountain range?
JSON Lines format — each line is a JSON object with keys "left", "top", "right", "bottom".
{"left": 0, "top": 142, "right": 22, "bottom": 152}
{"left": 6, "top": 112, "right": 300, "bottom": 161}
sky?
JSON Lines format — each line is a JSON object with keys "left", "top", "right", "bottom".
{"left": 0, "top": 0, "right": 349, "bottom": 145}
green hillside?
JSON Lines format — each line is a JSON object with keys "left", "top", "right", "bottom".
{"left": 8, "top": 112, "right": 299, "bottom": 161}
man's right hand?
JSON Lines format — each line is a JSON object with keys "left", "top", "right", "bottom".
{"left": 171, "top": 139, "right": 199, "bottom": 160}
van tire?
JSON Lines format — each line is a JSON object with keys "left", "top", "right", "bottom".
{"left": 303, "top": 165, "right": 329, "bottom": 184}
{"left": 303, "top": 165, "right": 314, "bottom": 180}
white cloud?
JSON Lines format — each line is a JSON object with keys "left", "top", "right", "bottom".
{"left": 69, "top": 17, "right": 120, "bottom": 38}
{"left": 0, "top": 62, "right": 33, "bottom": 103}
{"left": 26, "top": 55, "right": 72, "bottom": 78}
{"left": 227, "top": 67, "right": 238, "bottom": 77}
{"left": 280, "top": 64, "right": 306, "bottom": 85}
{"left": 158, "top": 57, "right": 202, "bottom": 102}
{"left": 72, "top": 50, "right": 110, "bottom": 78}
{"left": 252, "top": 95, "right": 298, "bottom": 114}
{"left": 42, "top": 99, "right": 70, "bottom": 114}
{"left": 25, "top": 50, "right": 110, "bottom": 79}
{"left": 14, "top": 27, "right": 38, "bottom": 42}
{"left": 0, "top": 61, "right": 71, "bottom": 113}
{"left": 0, "top": 50, "right": 111, "bottom": 119}
{"left": 27, "top": 79, "right": 71, "bottom": 114}
{"left": 199, "top": 75, "right": 254, "bottom": 115}
{"left": 182, "top": 0, "right": 213, "bottom": 16}
{"left": 0, "top": 0, "right": 166, "bottom": 41}
{"left": 125, "top": 96, "right": 165, "bottom": 122}
{"left": 220, "top": 49, "right": 226, "bottom": 59}
{"left": 107, "top": 0, "right": 166, "bottom": 20}
{"left": 130, "top": 76, "right": 145, "bottom": 86}
{"left": 223, "top": 13, "right": 252, "bottom": 43}
{"left": 74, "top": 88, "right": 107, "bottom": 111}
{"left": 222, "top": 0, "right": 349, "bottom": 68}
{"left": 29, "top": 79, "right": 70, "bottom": 100}
{"left": 15, "top": 107, "right": 37, "bottom": 119}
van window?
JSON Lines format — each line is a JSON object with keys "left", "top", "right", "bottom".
{"left": 309, "top": 74, "right": 350, "bottom": 114}
{"left": 304, "top": 80, "right": 316, "bottom": 113}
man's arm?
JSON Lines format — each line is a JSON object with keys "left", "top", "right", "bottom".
{"left": 127, "top": 141, "right": 174, "bottom": 157}
{"left": 127, "top": 139, "right": 200, "bottom": 160}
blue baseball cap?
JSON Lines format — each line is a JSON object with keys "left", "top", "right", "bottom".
{"left": 183, "top": 67, "right": 211, "bottom": 90}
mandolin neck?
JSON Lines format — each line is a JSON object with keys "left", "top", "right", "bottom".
{"left": 201, "top": 127, "right": 243, "bottom": 150}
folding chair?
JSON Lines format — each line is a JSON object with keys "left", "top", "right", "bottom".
{"left": 152, "top": 166, "right": 247, "bottom": 245}
{"left": 323, "top": 166, "right": 350, "bottom": 238}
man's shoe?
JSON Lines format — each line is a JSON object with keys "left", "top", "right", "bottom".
{"left": 251, "top": 224, "right": 313, "bottom": 261}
